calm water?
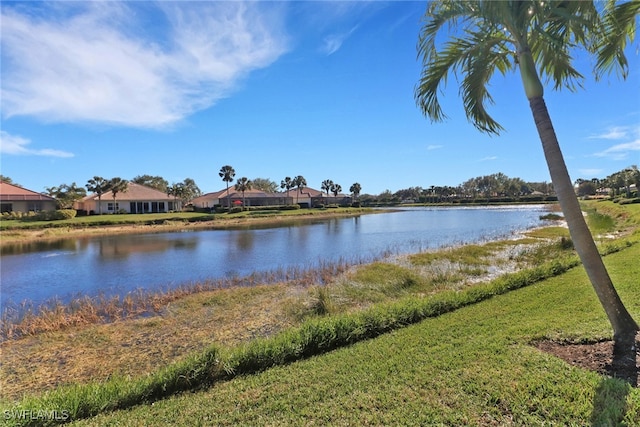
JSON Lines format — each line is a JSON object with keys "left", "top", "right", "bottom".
{"left": 0, "top": 206, "right": 551, "bottom": 309}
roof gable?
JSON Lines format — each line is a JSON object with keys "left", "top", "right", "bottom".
{"left": 0, "top": 181, "right": 56, "bottom": 201}
{"left": 86, "top": 182, "right": 174, "bottom": 201}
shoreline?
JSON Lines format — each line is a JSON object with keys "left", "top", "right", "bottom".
{"left": 0, "top": 209, "right": 379, "bottom": 246}
{"left": 0, "top": 203, "right": 554, "bottom": 246}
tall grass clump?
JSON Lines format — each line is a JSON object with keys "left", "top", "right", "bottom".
{"left": 0, "top": 256, "right": 370, "bottom": 340}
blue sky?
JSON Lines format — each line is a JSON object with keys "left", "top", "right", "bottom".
{"left": 1, "top": 1, "right": 639, "bottom": 196}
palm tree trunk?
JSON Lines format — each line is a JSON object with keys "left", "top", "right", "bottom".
{"left": 529, "top": 95, "right": 638, "bottom": 343}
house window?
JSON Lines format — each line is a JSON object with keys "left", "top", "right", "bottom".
{"left": 28, "top": 202, "right": 43, "bottom": 212}
{"left": 107, "top": 202, "right": 119, "bottom": 212}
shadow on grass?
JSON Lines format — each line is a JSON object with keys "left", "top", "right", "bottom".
{"left": 590, "top": 333, "right": 638, "bottom": 426}
{"left": 590, "top": 378, "right": 631, "bottom": 425}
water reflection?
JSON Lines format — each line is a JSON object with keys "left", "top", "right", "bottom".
{"left": 96, "top": 235, "right": 198, "bottom": 260}
{"left": 0, "top": 206, "right": 550, "bottom": 309}
{"left": 1, "top": 239, "right": 77, "bottom": 256}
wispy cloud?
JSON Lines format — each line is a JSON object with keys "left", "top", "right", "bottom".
{"left": 593, "top": 139, "right": 640, "bottom": 160}
{"left": 0, "top": 131, "right": 74, "bottom": 158}
{"left": 589, "top": 123, "right": 640, "bottom": 160}
{"left": 0, "top": 2, "right": 288, "bottom": 128}
{"left": 479, "top": 156, "right": 498, "bottom": 162}
{"left": 320, "top": 26, "right": 358, "bottom": 55}
{"left": 427, "top": 145, "right": 443, "bottom": 151}
{"left": 588, "top": 126, "right": 629, "bottom": 140}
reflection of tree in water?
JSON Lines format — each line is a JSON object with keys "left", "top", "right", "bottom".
{"left": 0, "top": 239, "right": 76, "bottom": 256}
{"left": 236, "top": 231, "right": 255, "bottom": 251}
{"left": 97, "top": 236, "right": 198, "bottom": 260}
{"left": 325, "top": 218, "right": 341, "bottom": 233}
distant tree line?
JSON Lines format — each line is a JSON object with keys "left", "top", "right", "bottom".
{"left": 575, "top": 165, "right": 640, "bottom": 199}
{"left": 359, "top": 173, "right": 556, "bottom": 205}
{"left": 3, "top": 165, "right": 637, "bottom": 211}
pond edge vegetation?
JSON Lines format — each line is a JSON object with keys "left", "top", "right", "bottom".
{"left": 2, "top": 235, "right": 636, "bottom": 426}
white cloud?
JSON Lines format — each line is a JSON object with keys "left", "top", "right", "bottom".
{"left": 593, "top": 139, "right": 640, "bottom": 160}
{"left": 0, "top": 131, "right": 74, "bottom": 158}
{"left": 320, "top": 26, "right": 358, "bottom": 56}
{"left": 0, "top": 2, "right": 289, "bottom": 128}
{"left": 479, "top": 156, "right": 498, "bottom": 162}
{"left": 427, "top": 145, "right": 443, "bottom": 151}
{"left": 588, "top": 126, "right": 629, "bottom": 140}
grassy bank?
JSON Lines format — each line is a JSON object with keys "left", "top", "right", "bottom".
{"left": 0, "top": 207, "right": 375, "bottom": 244}
{"left": 0, "top": 201, "right": 638, "bottom": 425}
{"left": 72, "top": 244, "right": 639, "bottom": 426}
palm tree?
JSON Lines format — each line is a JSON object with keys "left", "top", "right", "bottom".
{"left": 86, "top": 176, "right": 110, "bottom": 215}
{"left": 108, "top": 177, "right": 128, "bottom": 214}
{"left": 330, "top": 183, "right": 342, "bottom": 201}
{"left": 219, "top": 165, "right": 236, "bottom": 210}
{"left": 321, "top": 179, "right": 334, "bottom": 204}
{"left": 415, "top": 0, "right": 639, "bottom": 348}
{"left": 167, "top": 183, "right": 185, "bottom": 211}
{"left": 280, "top": 177, "right": 294, "bottom": 204}
{"left": 235, "top": 177, "right": 252, "bottom": 210}
{"left": 350, "top": 182, "right": 362, "bottom": 203}
{"left": 293, "top": 175, "right": 307, "bottom": 205}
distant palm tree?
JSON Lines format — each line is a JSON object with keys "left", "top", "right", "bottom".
{"left": 108, "top": 177, "right": 128, "bottom": 214}
{"left": 86, "top": 176, "right": 110, "bottom": 215}
{"left": 330, "top": 183, "right": 342, "bottom": 200}
{"left": 349, "top": 183, "right": 362, "bottom": 202}
{"left": 167, "top": 183, "right": 185, "bottom": 211}
{"left": 235, "top": 177, "right": 252, "bottom": 209}
{"left": 414, "top": 0, "right": 639, "bottom": 347}
{"left": 280, "top": 177, "right": 294, "bottom": 204}
{"left": 293, "top": 175, "right": 306, "bottom": 205}
{"left": 321, "top": 179, "right": 333, "bottom": 205}
{"left": 219, "top": 165, "right": 236, "bottom": 209}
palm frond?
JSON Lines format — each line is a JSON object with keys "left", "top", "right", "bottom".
{"left": 595, "top": 0, "right": 640, "bottom": 80}
{"left": 460, "top": 30, "right": 512, "bottom": 134}
{"left": 415, "top": 0, "right": 515, "bottom": 134}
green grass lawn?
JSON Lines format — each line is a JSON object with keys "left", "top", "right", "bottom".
{"left": 67, "top": 243, "right": 639, "bottom": 426}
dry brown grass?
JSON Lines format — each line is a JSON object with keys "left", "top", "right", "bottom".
{"left": 0, "top": 284, "right": 297, "bottom": 401}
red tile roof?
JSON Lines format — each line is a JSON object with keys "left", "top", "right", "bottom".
{"left": 0, "top": 181, "right": 56, "bottom": 201}
{"left": 83, "top": 182, "right": 174, "bottom": 201}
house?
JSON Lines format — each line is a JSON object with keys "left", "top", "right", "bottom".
{"left": 295, "top": 186, "right": 350, "bottom": 207}
{"left": 191, "top": 185, "right": 350, "bottom": 210}
{"left": 75, "top": 182, "right": 180, "bottom": 214}
{"left": 191, "top": 188, "right": 289, "bottom": 209}
{"left": 292, "top": 186, "right": 323, "bottom": 208}
{"left": 0, "top": 181, "right": 57, "bottom": 213}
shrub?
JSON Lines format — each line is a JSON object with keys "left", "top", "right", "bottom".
{"left": 279, "top": 204, "right": 300, "bottom": 210}
{"left": 618, "top": 198, "right": 640, "bottom": 205}
{"left": 229, "top": 207, "right": 243, "bottom": 214}
{"left": 56, "top": 209, "right": 77, "bottom": 220}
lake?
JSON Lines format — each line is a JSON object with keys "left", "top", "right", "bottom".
{"left": 0, "top": 205, "right": 552, "bottom": 310}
